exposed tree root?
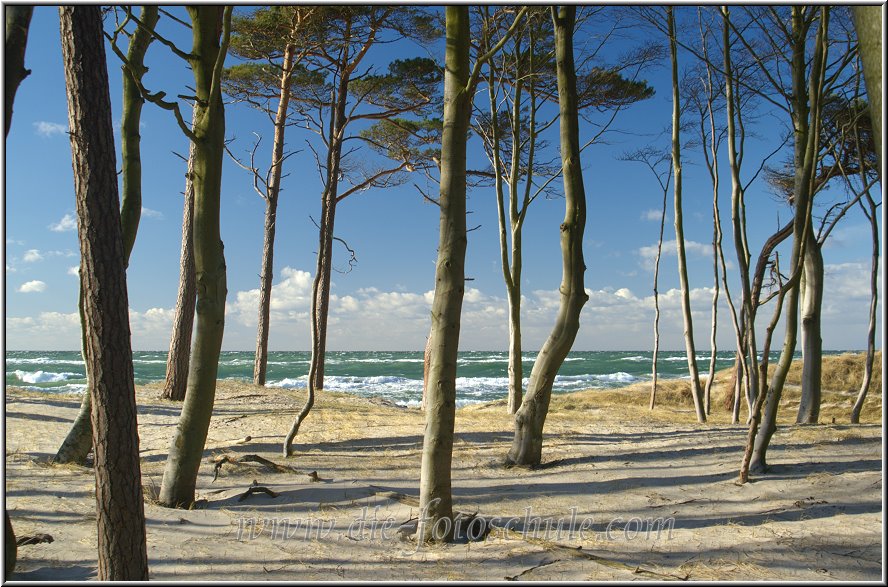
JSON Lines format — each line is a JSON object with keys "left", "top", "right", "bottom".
{"left": 210, "top": 453, "right": 324, "bottom": 483}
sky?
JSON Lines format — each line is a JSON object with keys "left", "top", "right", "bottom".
{"left": 3, "top": 5, "right": 883, "bottom": 352}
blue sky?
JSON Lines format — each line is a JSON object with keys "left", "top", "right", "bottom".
{"left": 3, "top": 6, "right": 882, "bottom": 352}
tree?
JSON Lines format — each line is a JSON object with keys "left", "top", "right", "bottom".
{"left": 477, "top": 6, "right": 654, "bottom": 414}
{"left": 283, "top": 7, "right": 442, "bottom": 456}
{"left": 666, "top": 7, "right": 707, "bottom": 423}
{"left": 59, "top": 6, "right": 148, "bottom": 578}
{"left": 156, "top": 6, "right": 233, "bottom": 508}
{"left": 851, "top": 7, "right": 882, "bottom": 180}
{"left": 223, "top": 7, "right": 319, "bottom": 386}
{"left": 4, "top": 5, "right": 33, "bottom": 139}
{"left": 506, "top": 5, "right": 589, "bottom": 467}
{"left": 54, "top": 6, "right": 158, "bottom": 463}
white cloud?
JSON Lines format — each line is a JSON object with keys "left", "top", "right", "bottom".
{"left": 33, "top": 121, "right": 67, "bottom": 137}
{"left": 637, "top": 239, "right": 712, "bottom": 270}
{"left": 641, "top": 208, "right": 665, "bottom": 222}
{"left": 18, "top": 280, "right": 46, "bottom": 293}
{"left": 67, "top": 265, "right": 80, "bottom": 276}
{"left": 49, "top": 213, "right": 77, "bottom": 232}
{"left": 141, "top": 207, "right": 163, "bottom": 219}
{"left": 22, "top": 249, "right": 43, "bottom": 263}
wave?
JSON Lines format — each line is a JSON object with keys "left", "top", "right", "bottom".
{"left": 6, "top": 357, "right": 84, "bottom": 366}
{"left": 12, "top": 370, "right": 82, "bottom": 384}
{"left": 16, "top": 383, "right": 87, "bottom": 394}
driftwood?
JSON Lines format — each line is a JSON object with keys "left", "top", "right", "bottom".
{"left": 237, "top": 482, "right": 279, "bottom": 502}
{"left": 211, "top": 453, "right": 324, "bottom": 483}
{"left": 16, "top": 533, "right": 54, "bottom": 546}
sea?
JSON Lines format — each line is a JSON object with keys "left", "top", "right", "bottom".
{"left": 5, "top": 349, "right": 824, "bottom": 408}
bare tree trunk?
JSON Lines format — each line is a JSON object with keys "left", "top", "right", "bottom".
{"left": 162, "top": 146, "right": 197, "bottom": 401}
{"left": 650, "top": 187, "right": 667, "bottom": 410}
{"left": 282, "top": 266, "right": 319, "bottom": 456}
{"left": 158, "top": 6, "right": 232, "bottom": 508}
{"left": 851, "top": 190, "right": 879, "bottom": 423}
{"left": 421, "top": 334, "right": 431, "bottom": 411}
{"left": 797, "top": 232, "right": 823, "bottom": 423}
{"left": 852, "top": 7, "right": 882, "bottom": 179}
{"left": 60, "top": 6, "right": 148, "bottom": 578}
{"left": 417, "top": 6, "right": 471, "bottom": 543}
{"left": 4, "top": 5, "right": 33, "bottom": 140}
{"left": 507, "top": 5, "right": 588, "bottom": 467}
{"left": 668, "top": 7, "right": 706, "bottom": 423}
{"left": 254, "top": 43, "right": 296, "bottom": 386}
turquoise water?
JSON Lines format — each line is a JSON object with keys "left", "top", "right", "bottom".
{"left": 5, "top": 349, "right": 822, "bottom": 407}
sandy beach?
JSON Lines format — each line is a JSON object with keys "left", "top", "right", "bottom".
{"left": 4, "top": 354, "right": 883, "bottom": 581}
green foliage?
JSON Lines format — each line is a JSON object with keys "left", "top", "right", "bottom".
{"left": 350, "top": 58, "right": 442, "bottom": 112}
{"left": 577, "top": 67, "right": 655, "bottom": 110}
{"left": 359, "top": 117, "right": 442, "bottom": 168}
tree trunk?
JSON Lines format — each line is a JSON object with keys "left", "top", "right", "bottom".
{"left": 59, "top": 6, "right": 148, "bottom": 579}
{"left": 506, "top": 5, "right": 588, "bottom": 467}
{"left": 417, "top": 5, "right": 470, "bottom": 543}
{"left": 851, "top": 191, "right": 879, "bottom": 423}
{"left": 4, "top": 511, "right": 16, "bottom": 580}
{"left": 158, "top": 6, "right": 231, "bottom": 508}
{"left": 797, "top": 233, "right": 823, "bottom": 423}
{"left": 254, "top": 43, "right": 296, "bottom": 386}
{"left": 4, "top": 5, "right": 33, "bottom": 140}
{"left": 668, "top": 7, "right": 706, "bottom": 423}
{"left": 852, "top": 7, "right": 882, "bottom": 180}
{"left": 54, "top": 7, "right": 156, "bottom": 458}
{"left": 162, "top": 144, "right": 197, "bottom": 401}
{"left": 650, "top": 183, "right": 667, "bottom": 410}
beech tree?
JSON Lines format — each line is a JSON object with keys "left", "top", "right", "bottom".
{"left": 60, "top": 5, "right": 148, "bottom": 578}
{"left": 4, "top": 5, "right": 33, "bottom": 139}
{"left": 506, "top": 5, "right": 589, "bottom": 467}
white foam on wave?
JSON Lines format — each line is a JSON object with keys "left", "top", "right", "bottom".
{"left": 13, "top": 370, "right": 81, "bottom": 384}
{"left": 6, "top": 357, "right": 84, "bottom": 366}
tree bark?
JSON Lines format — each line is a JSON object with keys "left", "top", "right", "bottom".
{"left": 254, "top": 43, "right": 296, "bottom": 386}
{"left": 797, "top": 232, "right": 823, "bottom": 423}
{"left": 668, "top": 6, "right": 706, "bottom": 423}
{"left": 506, "top": 5, "right": 588, "bottom": 467}
{"left": 417, "top": 5, "right": 470, "bottom": 543}
{"left": 159, "top": 6, "right": 231, "bottom": 508}
{"left": 650, "top": 181, "right": 667, "bottom": 410}
{"left": 59, "top": 6, "right": 148, "bottom": 579}
{"left": 4, "top": 5, "right": 33, "bottom": 140}
{"left": 162, "top": 144, "right": 197, "bottom": 401}
{"left": 852, "top": 7, "right": 882, "bottom": 180}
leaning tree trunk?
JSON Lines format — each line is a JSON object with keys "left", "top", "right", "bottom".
{"left": 55, "top": 7, "right": 156, "bottom": 460}
{"left": 797, "top": 232, "right": 823, "bottom": 424}
{"left": 650, "top": 183, "right": 667, "bottom": 410}
{"left": 417, "top": 5, "right": 470, "bottom": 543}
{"left": 158, "top": 6, "right": 231, "bottom": 508}
{"left": 254, "top": 43, "right": 296, "bottom": 386}
{"left": 4, "top": 5, "right": 33, "bottom": 140}
{"left": 851, "top": 7, "right": 882, "bottom": 179}
{"left": 161, "top": 145, "right": 197, "bottom": 401}
{"left": 60, "top": 6, "right": 148, "bottom": 579}
{"left": 668, "top": 6, "right": 706, "bottom": 423}
{"left": 506, "top": 5, "right": 588, "bottom": 467}
{"left": 851, "top": 191, "right": 879, "bottom": 423}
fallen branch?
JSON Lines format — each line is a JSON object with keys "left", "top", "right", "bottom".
{"left": 16, "top": 533, "right": 54, "bottom": 546}
{"left": 505, "top": 557, "right": 561, "bottom": 581}
{"left": 211, "top": 453, "right": 325, "bottom": 483}
{"left": 237, "top": 482, "right": 279, "bottom": 502}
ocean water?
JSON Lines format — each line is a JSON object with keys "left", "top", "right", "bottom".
{"left": 5, "top": 349, "right": 817, "bottom": 407}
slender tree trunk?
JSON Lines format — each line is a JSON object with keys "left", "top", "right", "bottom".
{"left": 4, "top": 5, "right": 33, "bottom": 140}
{"left": 668, "top": 7, "right": 706, "bottom": 423}
{"left": 851, "top": 191, "right": 879, "bottom": 423}
{"left": 852, "top": 7, "right": 882, "bottom": 180}
{"left": 650, "top": 187, "right": 667, "bottom": 410}
{"left": 417, "top": 6, "right": 470, "bottom": 543}
{"left": 421, "top": 334, "right": 431, "bottom": 411}
{"left": 507, "top": 5, "right": 588, "bottom": 467}
{"left": 254, "top": 43, "right": 296, "bottom": 386}
{"left": 162, "top": 145, "right": 197, "bottom": 401}
{"left": 4, "top": 510, "right": 16, "bottom": 580}
{"left": 54, "top": 7, "right": 156, "bottom": 459}
{"left": 159, "top": 6, "right": 232, "bottom": 508}
{"left": 59, "top": 6, "right": 148, "bottom": 578}
{"left": 797, "top": 233, "right": 823, "bottom": 423}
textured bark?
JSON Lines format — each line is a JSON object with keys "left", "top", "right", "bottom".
{"left": 5, "top": 511, "right": 17, "bottom": 580}
{"left": 797, "top": 233, "right": 823, "bottom": 423}
{"left": 4, "top": 5, "right": 33, "bottom": 139}
{"left": 120, "top": 7, "right": 158, "bottom": 263}
{"left": 417, "top": 6, "right": 470, "bottom": 543}
{"left": 59, "top": 6, "right": 148, "bottom": 579}
{"left": 254, "top": 43, "right": 296, "bottom": 386}
{"left": 159, "top": 6, "right": 231, "bottom": 508}
{"left": 507, "top": 6, "right": 588, "bottom": 467}
{"left": 162, "top": 145, "right": 197, "bottom": 401}
{"left": 852, "top": 7, "right": 882, "bottom": 179}
{"left": 668, "top": 7, "right": 706, "bottom": 423}
{"left": 851, "top": 191, "right": 879, "bottom": 423}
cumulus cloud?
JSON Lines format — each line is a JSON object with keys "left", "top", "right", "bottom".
{"left": 141, "top": 207, "right": 163, "bottom": 219}
{"left": 67, "top": 265, "right": 80, "bottom": 276}
{"left": 641, "top": 208, "right": 665, "bottom": 222}
{"left": 33, "top": 121, "right": 67, "bottom": 137}
{"left": 49, "top": 213, "right": 77, "bottom": 232}
{"left": 637, "top": 239, "right": 712, "bottom": 270}
{"left": 18, "top": 280, "right": 46, "bottom": 293}
{"left": 22, "top": 249, "right": 43, "bottom": 263}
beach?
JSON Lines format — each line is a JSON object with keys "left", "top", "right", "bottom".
{"left": 4, "top": 353, "right": 883, "bottom": 580}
